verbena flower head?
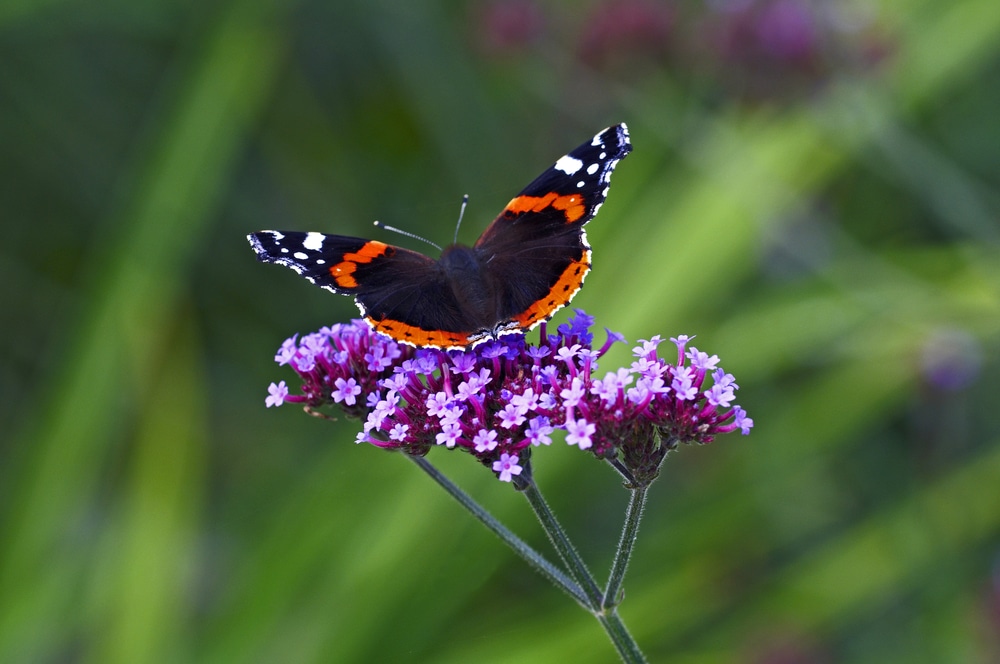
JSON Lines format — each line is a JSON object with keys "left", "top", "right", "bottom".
{"left": 265, "top": 311, "right": 752, "bottom": 484}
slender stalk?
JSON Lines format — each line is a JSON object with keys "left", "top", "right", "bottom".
{"left": 407, "top": 454, "right": 590, "bottom": 608}
{"left": 598, "top": 610, "right": 648, "bottom": 664}
{"left": 603, "top": 483, "right": 649, "bottom": 609}
{"left": 410, "top": 455, "right": 648, "bottom": 663}
{"left": 519, "top": 474, "right": 648, "bottom": 663}
{"left": 517, "top": 475, "right": 604, "bottom": 610}
{"left": 607, "top": 457, "right": 638, "bottom": 486}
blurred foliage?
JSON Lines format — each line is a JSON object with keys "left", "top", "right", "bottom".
{"left": 1, "top": 0, "right": 999, "bottom": 662}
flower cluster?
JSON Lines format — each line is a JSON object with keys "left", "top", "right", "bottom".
{"left": 265, "top": 311, "right": 752, "bottom": 483}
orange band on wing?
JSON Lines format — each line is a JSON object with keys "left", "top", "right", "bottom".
{"left": 513, "top": 250, "right": 592, "bottom": 329}
{"left": 366, "top": 316, "right": 472, "bottom": 350}
{"left": 328, "top": 241, "right": 392, "bottom": 289}
{"left": 504, "top": 192, "right": 586, "bottom": 223}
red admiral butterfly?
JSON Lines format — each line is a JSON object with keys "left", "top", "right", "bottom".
{"left": 249, "top": 123, "right": 632, "bottom": 350}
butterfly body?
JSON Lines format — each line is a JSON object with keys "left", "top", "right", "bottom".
{"left": 249, "top": 123, "right": 632, "bottom": 350}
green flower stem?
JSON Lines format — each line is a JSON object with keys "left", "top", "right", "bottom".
{"left": 520, "top": 475, "right": 648, "bottom": 663}
{"left": 409, "top": 455, "right": 648, "bottom": 663}
{"left": 598, "top": 610, "right": 648, "bottom": 664}
{"left": 517, "top": 475, "right": 604, "bottom": 609}
{"left": 607, "top": 458, "right": 638, "bottom": 486}
{"left": 407, "top": 454, "right": 590, "bottom": 609}
{"left": 603, "top": 483, "right": 648, "bottom": 609}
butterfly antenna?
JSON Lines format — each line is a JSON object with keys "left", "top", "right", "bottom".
{"left": 453, "top": 194, "right": 469, "bottom": 245}
{"left": 373, "top": 220, "right": 443, "bottom": 252}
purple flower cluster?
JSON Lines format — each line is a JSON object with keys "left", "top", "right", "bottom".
{"left": 265, "top": 311, "right": 752, "bottom": 483}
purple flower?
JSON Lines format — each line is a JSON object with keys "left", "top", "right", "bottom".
{"left": 262, "top": 311, "right": 752, "bottom": 484}
{"left": 556, "top": 344, "right": 583, "bottom": 363}
{"left": 566, "top": 418, "right": 596, "bottom": 450}
{"left": 510, "top": 388, "right": 538, "bottom": 412}
{"left": 498, "top": 403, "right": 527, "bottom": 429}
{"left": 526, "top": 345, "right": 551, "bottom": 361}
{"left": 670, "top": 334, "right": 693, "bottom": 348}
{"left": 712, "top": 368, "right": 738, "bottom": 391}
{"left": 275, "top": 336, "right": 298, "bottom": 365}
{"left": 265, "top": 381, "right": 289, "bottom": 408}
{"left": 670, "top": 366, "right": 698, "bottom": 401}
{"left": 705, "top": 381, "right": 735, "bottom": 408}
{"left": 382, "top": 373, "right": 409, "bottom": 394}
{"left": 436, "top": 421, "right": 462, "bottom": 448}
{"left": 559, "top": 309, "right": 595, "bottom": 340}
{"left": 492, "top": 453, "right": 523, "bottom": 482}
{"left": 292, "top": 349, "right": 316, "bottom": 373}
{"left": 630, "top": 356, "right": 663, "bottom": 378}
{"left": 686, "top": 347, "right": 720, "bottom": 372}
{"left": 633, "top": 337, "right": 662, "bottom": 356}
{"left": 365, "top": 346, "right": 397, "bottom": 372}
{"left": 301, "top": 333, "right": 328, "bottom": 356}
{"left": 526, "top": 416, "right": 554, "bottom": 446}
{"left": 734, "top": 407, "right": 754, "bottom": 435}
{"left": 332, "top": 377, "right": 362, "bottom": 406}
{"left": 560, "top": 377, "right": 587, "bottom": 409}
{"left": 474, "top": 429, "right": 499, "bottom": 453}
{"left": 669, "top": 334, "right": 695, "bottom": 364}
{"left": 426, "top": 392, "right": 453, "bottom": 418}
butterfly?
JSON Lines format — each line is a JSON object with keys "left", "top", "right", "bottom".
{"left": 248, "top": 123, "right": 632, "bottom": 350}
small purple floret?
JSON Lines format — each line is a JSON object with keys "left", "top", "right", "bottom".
{"left": 265, "top": 381, "right": 288, "bottom": 408}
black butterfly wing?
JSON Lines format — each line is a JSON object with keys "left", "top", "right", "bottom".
{"left": 474, "top": 123, "right": 632, "bottom": 330}
{"left": 248, "top": 231, "right": 482, "bottom": 348}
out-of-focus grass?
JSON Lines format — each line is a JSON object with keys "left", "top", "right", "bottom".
{"left": 1, "top": 0, "right": 998, "bottom": 662}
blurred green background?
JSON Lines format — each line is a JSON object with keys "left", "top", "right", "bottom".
{"left": 2, "top": 0, "right": 999, "bottom": 662}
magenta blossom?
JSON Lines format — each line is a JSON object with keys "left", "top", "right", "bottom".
{"left": 264, "top": 311, "right": 752, "bottom": 483}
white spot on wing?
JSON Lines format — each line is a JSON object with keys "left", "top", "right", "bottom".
{"left": 555, "top": 155, "right": 584, "bottom": 175}
{"left": 293, "top": 252, "right": 309, "bottom": 260}
{"left": 587, "top": 163, "right": 599, "bottom": 175}
{"left": 303, "top": 232, "right": 325, "bottom": 251}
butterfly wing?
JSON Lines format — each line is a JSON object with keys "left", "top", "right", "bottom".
{"left": 248, "top": 231, "right": 483, "bottom": 348}
{"left": 474, "top": 123, "right": 632, "bottom": 331}
{"left": 249, "top": 124, "right": 632, "bottom": 349}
